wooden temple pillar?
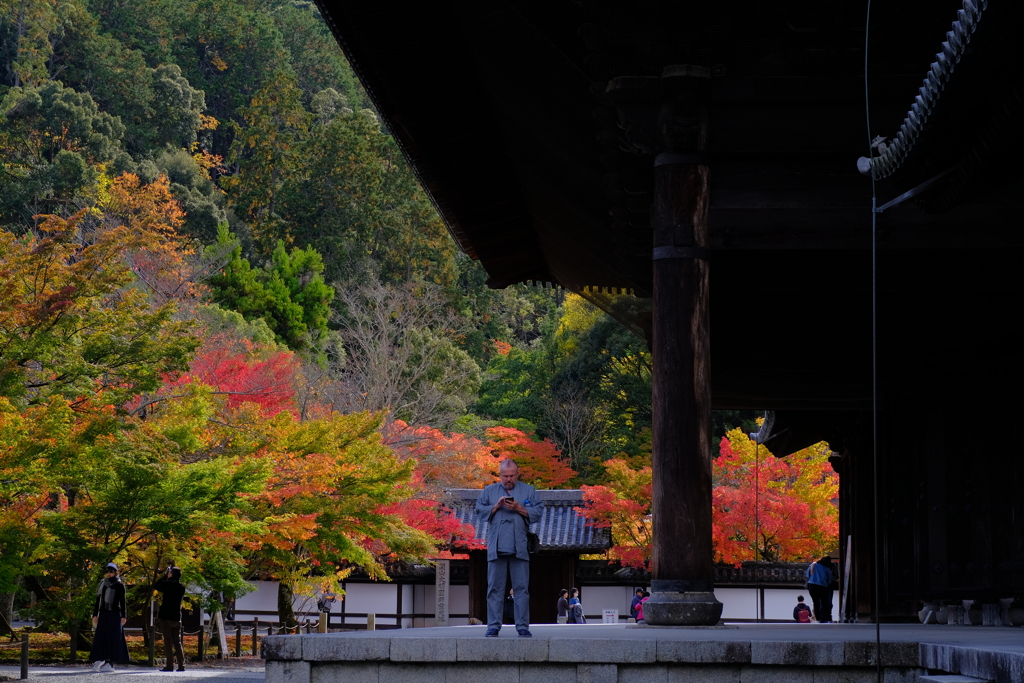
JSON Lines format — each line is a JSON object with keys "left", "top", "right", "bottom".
{"left": 642, "top": 66, "right": 723, "bottom": 626}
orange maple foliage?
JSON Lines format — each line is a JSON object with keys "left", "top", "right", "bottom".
{"left": 385, "top": 420, "right": 494, "bottom": 495}
{"left": 382, "top": 421, "right": 491, "bottom": 556}
{"left": 484, "top": 426, "right": 576, "bottom": 488}
{"left": 101, "top": 173, "right": 206, "bottom": 305}
{"left": 239, "top": 409, "right": 437, "bottom": 580}
{"left": 103, "top": 173, "right": 185, "bottom": 237}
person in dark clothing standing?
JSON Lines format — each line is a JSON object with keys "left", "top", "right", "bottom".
{"left": 154, "top": 566, "right": 186, "bottom": 671}
{"left": 90, "top": 562, "right": 130, "bottom": 672}
{"left": 556, "top": 589, "right": 569, "bottom": 623}
{"left": 806, "top": 555, "right": 835, "bottom": 623}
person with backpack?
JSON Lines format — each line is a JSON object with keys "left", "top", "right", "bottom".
{"left": 793, "top": 595, "right": 812, "bottom": 623}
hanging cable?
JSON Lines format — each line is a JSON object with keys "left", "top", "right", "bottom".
{"left": 754, "top": 439, "right": 760, "bottom": 621}
{"left": 863, "top": 1, "right": 882, "bottom": 681}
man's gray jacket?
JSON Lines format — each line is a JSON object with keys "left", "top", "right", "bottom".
{"left": 475, "top": 482, "right": 544, "bottom": 561}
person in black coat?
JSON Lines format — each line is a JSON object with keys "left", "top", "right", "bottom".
{"left": 556, "top": 589, "right": 569, "bottom": 623}
{"left": 154, "top": 566, "right": 187, "bottom": 671}
{"left": 90, "top": 562, "right": 130, "bottom": 672}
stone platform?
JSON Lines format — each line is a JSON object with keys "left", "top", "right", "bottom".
{"left": 262, "top": 623, "right": 1024, "bottom": 683}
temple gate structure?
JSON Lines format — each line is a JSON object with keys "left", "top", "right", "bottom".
{"left": 311, "top": 0, "right": 1024, "bottom": 623}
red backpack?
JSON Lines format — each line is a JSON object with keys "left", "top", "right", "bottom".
{"left": 797, "top": 606, "right": 811, "bottom": 622}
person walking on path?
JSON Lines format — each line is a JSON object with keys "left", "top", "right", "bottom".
{"left": 806, "top": 555, "right": 835, "bottom": 623}
{"left": 90, "top": 563, "right": 130, "bottom": 672}
{"left": 154, "top": 565, "right": 186, "bottom": 672}
{"left": 475, "top": 458, "right": 544, "bottom": 637}
{"left": 556, "top": 589, "right": 569, "bottom": 624}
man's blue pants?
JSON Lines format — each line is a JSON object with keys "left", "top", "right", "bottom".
{"left": 487, "top": 554, "right": 530, "bottom": 631}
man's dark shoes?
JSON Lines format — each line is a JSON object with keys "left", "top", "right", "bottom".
{"left": 484, "top": 628, "right": 500, "bottom": 637}
{"left": 177, "top": 667, "right": 186, "bottom": 672}
{"left": 160, "top": 667, "right": 174, "bottom": 672}
{"left": 517, "top": 629, "right": 533, "bottom": 638}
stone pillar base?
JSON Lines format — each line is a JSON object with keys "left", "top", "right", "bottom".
{"left": 643, "top": 581, "right": 723, "bottom": 626}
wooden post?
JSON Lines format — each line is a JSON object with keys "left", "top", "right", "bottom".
{"left": 339, "top": 582, "right": 346, "bottom": 628}
{"left": 841, "top": 535, "right": 853, "bottom": 622}
{"left": 234, "top": 624, "right": 241, "bottom": 657}
{"left": 251, "top": 618, "right": 258, "bottom": 657}
{"left": 147, "top": 623, "right": 156, "bottom": 666}
{"left": 395, "top": 581, "right": 403, "bottom": 629}
{"left": 214, "top": 611, "right": 227, "bottom": 658}
{"left": 644, "top": 67, "right": 723, "bottom": 626}
{"left": 197, "top": 622, "right": 204, "bottom": 661}
{"left": 20, "top": 633, "right": 28, "bottom": 679}
{"left": 69, "top": 623, "right": 77, "bottom": 664}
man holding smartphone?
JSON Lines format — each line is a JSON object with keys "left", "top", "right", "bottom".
{"left": 475, "top": 458, "right": 544, "bottom": 637}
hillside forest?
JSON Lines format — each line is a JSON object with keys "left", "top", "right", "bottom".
{"left": 0, "top": 0, "right": 838, "bottom": 632}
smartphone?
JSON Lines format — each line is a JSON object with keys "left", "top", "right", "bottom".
{"left": 504, "top": 496, "right": 514, "bottom": 502}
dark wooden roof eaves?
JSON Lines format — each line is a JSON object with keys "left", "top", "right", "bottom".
{"left": 311, "top": 0, "right": 1015, "bottom": 293}
{"left": 444, "top": 489, "right": 611, "bottom": 552}
{"left": 865, "top": 1, "right": 1024, "bottom": 210}
{"left": 310, "top": 0, "right": 1024, "bottom": 412}
{"left": 311, "top": 0, "right": 552, "bottom": 288}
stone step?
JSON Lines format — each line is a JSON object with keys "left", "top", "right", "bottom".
{"left": 919, "top": 675, "right": 993, "bottom": 683}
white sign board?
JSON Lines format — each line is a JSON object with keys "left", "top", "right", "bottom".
{"left": 435, "top": 559, "right": 450, "bottom": 627}
{"left": 602, "top": 609, "right": 618, "bottom": 624}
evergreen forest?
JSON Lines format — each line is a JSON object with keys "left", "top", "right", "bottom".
{"left": 0, "top": 0, "right": 837, "bottom": 634}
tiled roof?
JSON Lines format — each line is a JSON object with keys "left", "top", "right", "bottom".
{"left": 444, "top": 489, "right": 610, "bottom": 552}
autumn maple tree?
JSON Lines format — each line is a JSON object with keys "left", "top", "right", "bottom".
{"left": 712, "top": 427, "right": 838, "bottom": 564}
{"left": 578, "top": 428, "right": 839, "bottom": 568}
{"left": 0, "top": 206, "right": 198, "bottom": 408}
{"left": 386, "top": 421, "right": 494, "bottom": 490}
{"left": 0, "top": 175, "right": 468, "bottom": 633}
{"left": 157, "top": 342, "right": 300, "bottom": 418}
{"left": 484, "top": 426, "right": 576, "bottom": 488}
{"left": 239, "top": 407, "right": 439, "bottom": 625}
{"left": 579, "top": 457, "right": 652, "bottom": 568}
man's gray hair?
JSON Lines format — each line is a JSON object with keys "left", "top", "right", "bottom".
{"left": 499, "top": 458, "right": 518, "bottom": 471}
